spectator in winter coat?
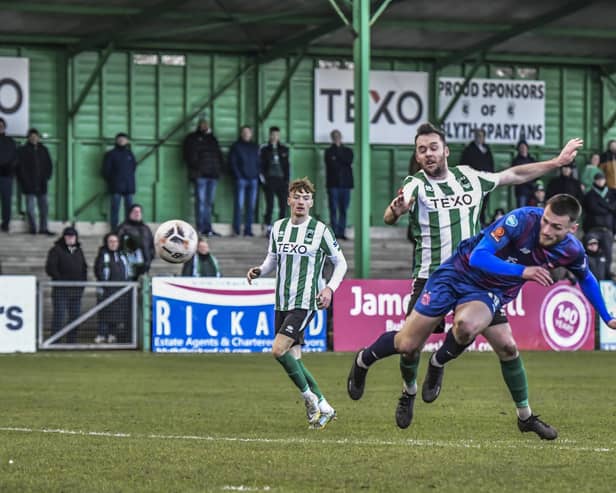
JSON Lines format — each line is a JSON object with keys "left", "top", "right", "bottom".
{"left": 183, "top": 119, "right": 224, "bottom": 236}
{"left": 181, "top": 237, "right": 222, "bottom": 277}
{"left": 94, "top": 233, "right": 131, "bottom": 344}
{"left": 103, "top": 133, "right": 137, "bottom": 229}
{"left": 460, "top": 128, "right": 494, "bottom": 225}
{"left": 599, "top": 140, "right": 616, "bottom": 190}
{"left": 582, "top": 170, "right": 616, "bottom": 275}
{"left": 260, "top": 126, "right": 290, "bottom": 236}
{"left": 510, "top": 139, "right": 535, "bottom": 207}
{"left": 325, "top": 129, "right": 354, "bottom": 240}
{"left": 0, "top": 118, "right": 17, "bottom": 233}
{"left": 116, "top": 204, "right": 154, "bottom": 280}
{"left": 584, "top": 233, "right": 610, "bottom": 281}
{"left": 17, "top": 128, "right": 54, "bottom": 235}
{"left": 45, "top": 226, "right": 88, "bottom": 343}
{"left": 229, "top": 126, "right": 260, "bottom": 236}
{"left": 545, "top": 162, "right": 584, "bottom": 203}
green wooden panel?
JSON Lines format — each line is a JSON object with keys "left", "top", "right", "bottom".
{"left": 260, "top": 59, "right": 288, "bottom": 137}
{"left": 72, "top": 143, "right": 107, "bottom": 221}
{"left": 159, "top": 65, "right": 184, "bottom": 137}
{"left": 102, "top": 52, "right": 129, "bottom": 138}
{"left": 73, "top": 52, "right": 101, "bottom": 138}
{"left": 603, "top": 75, "right": 616, "bottom": 145}
{"left": 289, "top": 60, "right": 313, "bottom": 144}
{"left": 212, "top": 56, "right": 242, "bottom": 142}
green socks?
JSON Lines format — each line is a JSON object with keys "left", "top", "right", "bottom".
{"left": 500, "top": 356, "right": 529, "bottom": 408}
{"left": 399, "top": 353, "right": 420, "bottom": 393}
{"left": 276, "top": 352, "right": 309, "bottom": 392}
{"left": 297, "top": 359, "right": 323, "bottom": 400}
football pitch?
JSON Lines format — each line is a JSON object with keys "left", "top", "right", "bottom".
{"left": 1, "top": 351, "right": 616, "bottom": 492}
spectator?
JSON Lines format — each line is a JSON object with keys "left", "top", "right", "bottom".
{"left": 545, "top": 162, "right": 584, "bottom": 203}
{"left": 460, "top": 128, "right": 494, "bottom": 225}
{"left": 116, "top": 204, "right": 154, "bottom": 280}
{"left": 94, "top": 233, "right": 130, "bottom": 344}
{"left": 582, "top": 170, "right": 616, "bottom": 275}
{"left": 581, "top": 152, "right": 601, "bottom": 193}
{"left": 45, "top": 227, "right": 87, "bottom": 343}
{"left": 183, "top": 118, "right": 224, "bottom": 237}
{"left": 229, "top": 125, "right": 259, "bottom": 236}
{"left": 527, "top": 181, "right": 546, "bottom": 208}
{"left": 325, "top": 129, "right": 354, "bottom": 240}
{"left": 600, "top": 140, "right": 616, "bottom": 190}
{"left": 103, "top": 133, "right": 137, "bottom": 230}
{"left": 181, "top": 237, "right": 222, "bottom": 277}
{"left": 17, "top": 128, "right": 54, "bottom": 235}
{"left": 260, "top": 126, "right": 290, "bottom": 236}
{"left": 584, "top": 233, "right": 610, "bottom": 281}
{"left": 510, "top": 139, "right": 535, "bottom": 207}
{"left": 0, "top": 118, "right": 17, "bottom": 233}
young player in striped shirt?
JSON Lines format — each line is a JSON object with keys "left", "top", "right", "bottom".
{"left": 247, "top": 177, "right": 347, "bottom": 429}
{"left": 348, "top": 122, "right": 583, "bottom": 439}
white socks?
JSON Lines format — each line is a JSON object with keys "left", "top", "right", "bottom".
{"left": 516, "top": 406, "right": 532, "bottom": 420}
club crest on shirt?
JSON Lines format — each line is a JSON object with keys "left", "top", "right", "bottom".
{"left": 490, "top": 226, "right": 505, "bottom": 242}
{"left": 421, "top": 291, "right": 431, "bottom": 305}
{"left": 505, "top": 214, "right": 518, "bottom": 227}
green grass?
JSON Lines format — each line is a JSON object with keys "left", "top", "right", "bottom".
{"left": 1, "top": 351, "right": 616, "bottom": 492}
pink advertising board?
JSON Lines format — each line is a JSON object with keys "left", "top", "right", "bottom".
{"left": 333, "top": 279, "right": 595, "bottom": 352}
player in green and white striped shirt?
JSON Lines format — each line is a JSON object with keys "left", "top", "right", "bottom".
{"left": 247, "top": 177, "right": 347, "bottom": 429}
{"left": 348, "top": 122, "right": 581, "bottom": 439}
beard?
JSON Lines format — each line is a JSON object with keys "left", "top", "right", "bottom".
{"left": 420, "top": 154, "right": 447, "bottom": 178}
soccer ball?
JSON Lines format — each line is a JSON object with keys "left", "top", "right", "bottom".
{"left": 154, "top": 220, "right": 198, "bottom": 264}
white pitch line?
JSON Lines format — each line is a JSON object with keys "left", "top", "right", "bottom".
{"left": 0, "top": 426, "right": 611, "bottom": 453}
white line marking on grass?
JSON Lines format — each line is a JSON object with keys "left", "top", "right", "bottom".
{"left": 0, "top": 426, "right": 611, "bottom": 453}
{"left": 222, "top": 487, "right": 271, "bottom": 491}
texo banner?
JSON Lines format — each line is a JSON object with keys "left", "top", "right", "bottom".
{"left": 314, "top": 68, "right": 429, "bottom": 145}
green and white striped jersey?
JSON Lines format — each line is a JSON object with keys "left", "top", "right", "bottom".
{"left": 402, "top": 165, "right": 499, "bottom": 278}
{"left": 267, "top": 216, "right": 344, "bottom": 311}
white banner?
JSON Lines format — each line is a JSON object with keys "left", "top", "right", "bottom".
{"left": 438, "top": 77, "right": 545, "bottom": 145}
{"left": 314, "top": 68, "right": 429, "bottom": 145}
{"left": 0, "top": 57, "right": 29, "bottom": 136}
{"left": 0, "top": 276, "right": 36, "bottom": 353}
{"left": 599, "top": 281, "right": 616, "bottom": 350}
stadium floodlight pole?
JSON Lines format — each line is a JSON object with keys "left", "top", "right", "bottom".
{"left": 353, "top": 0, "right": 371, "bottom": 279}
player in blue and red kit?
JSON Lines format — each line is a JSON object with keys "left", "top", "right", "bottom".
{"left": 348, "top": 194, "right": 616, "bottom": 438}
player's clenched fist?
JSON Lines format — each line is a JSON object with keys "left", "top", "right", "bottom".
{"left": 246, "top": 266, "right": 261, "bottom": 284}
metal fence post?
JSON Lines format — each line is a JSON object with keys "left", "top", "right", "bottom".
{"left": 141, "top": 275, "right": 151, "bottom": 352}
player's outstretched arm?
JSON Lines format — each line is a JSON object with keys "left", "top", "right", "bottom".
{"left": 246, "top": 267, "right": 261, "bottom": 285}
{"left": 497, "top": 138, "right": 583, "bottom": 187}
{"left": 577, "top": 269, "right": 615, "bottom": 326}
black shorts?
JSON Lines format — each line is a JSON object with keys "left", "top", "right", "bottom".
{"left": 406, "top": 278, "right": 508, "bottom": 331}
{"left": 275, "top": 309, "right": 316, "bottom": 346}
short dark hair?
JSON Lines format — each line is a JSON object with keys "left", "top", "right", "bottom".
{"left": 546, "top": 194, "right": 582, "bottom": 222}
{"left": 27, "top": 128, "right": 40, "bottom": 137}
{"left": 414, "top": 122, "right": 446, "bottom": 145}
{"left": 269, "top": 126, "right": 280, "bottom": 133}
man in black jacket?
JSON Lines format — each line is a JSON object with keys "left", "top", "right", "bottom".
{"left": 582, "top": 170, "right": 616, "bottom": 275}
{"left": 17, "top": 128, "right": 54, "bottom": 235}
{"left": 460, "top": 128, "right": 494, "bottom": 225}
{"left": 183, "top": 119, "right": 224, "bottom": 236}
{"left": 116, "top": 204, "right": 154, "bottom": 280}
{"left": 325, "top": 129, "right": 354, "bottom": 240}
{"left": 0, "top": 118, "right": 17, "bottom": 233}
{"left": 45, "top": 227, "right": 88, "bottom": 343}
{"left": 545, "top": 162, "right": 584, "bottom": 203}
{"left": 260, "top": 126, "right": 290, "bottom": 236}
{"left": 103, "top": 133, "right": 137, "bottom": 230}
{"left": 510, "top": 139, "right": 535, "bottom": 208}
{"left": 229, "top": 126, "right": 260, "bottom": 237}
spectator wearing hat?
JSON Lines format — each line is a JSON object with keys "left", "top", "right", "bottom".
{"left": 545, "top": 161, "right": 584, "bottom": 203}
{"left": 103, "top": 133, "right": 137, "bottom": 230}
{"left": 181, "top": 237, "right": 222, "bottom": 277}
{"left": 17, "top": 128, "right": 54, "bottom": 235}
{"left": 116, "top": 204, "right": 154, "bottom": 280}
{"left": 45, "top": 226, "right": 88, "bottom": 343}
{"left": 584, "top": 233, "right": 609, "bottom": 281}
{"left": 510, "top": 139, "right": 535, "bottom": 207}
{"left": 599, "top": 140, "right": 616, "bottom": 190}
{"left": 581, "top": 152, "right": 601, "bottom": 192}
{"left": 183, "top": 118, "right": 224, "bottom": 237}
{"left": 583, "top": 170, "right": 616, "bottom": 275}
{"left": 527, "top": 181, "right": 546, "bottom": 207}
{"left": 0, "top": 117, "right": 18, "bottom": 233}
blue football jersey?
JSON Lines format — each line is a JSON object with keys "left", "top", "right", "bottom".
{"left": 443, "top": 207, "right": 589, "bottom": 304}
